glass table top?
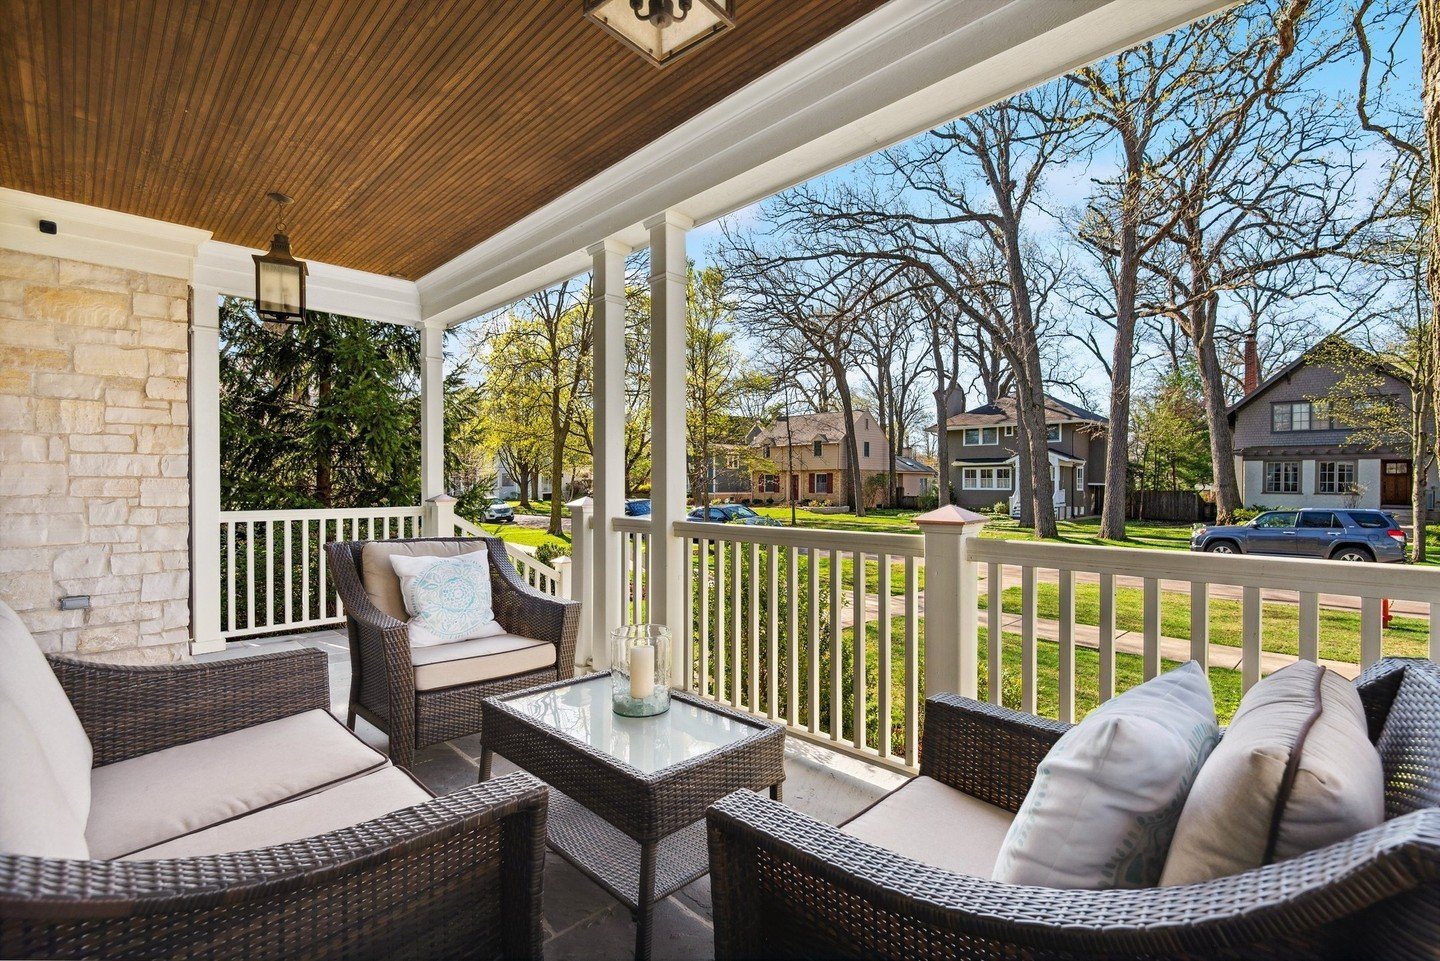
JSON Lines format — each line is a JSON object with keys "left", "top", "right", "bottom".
{"left": 501, "top": 675, "right": 756, "bottom": 774}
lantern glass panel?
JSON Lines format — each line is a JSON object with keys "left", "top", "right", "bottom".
{"left": 257, "top": 259, "right": 302, "bottom": 317}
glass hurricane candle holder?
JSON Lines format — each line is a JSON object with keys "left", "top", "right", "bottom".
{"left": 610, "top": 624, "right": 671, "bottom": 717}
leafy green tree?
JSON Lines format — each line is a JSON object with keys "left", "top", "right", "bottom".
{"left": 1130, "top": 366, "right": 1212, "bottom": 494}
{"left": 220, "top": 297, "right": 428, "bottom": 510}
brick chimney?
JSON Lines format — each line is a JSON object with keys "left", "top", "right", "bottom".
{"left": 1243, "top": 334, "right": 1260, "bottom": 395}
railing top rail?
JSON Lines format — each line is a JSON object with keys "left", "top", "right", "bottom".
{"left": 503, "top": 542, "right": 562, "bottom": 581}
{"left": 219, "top": 506, "right": 425, "bottom": 522}
{"left": 969, "top": 537, "right": 1440, "bottom": 602}
{"left": 453, "top": 516, "right": 486, "bottom": 538}
{"left": 612, "top": 516, "right": 653, "bottom": 533}
{"left": 673, "top": 519, "right": 924, "bottom": 557}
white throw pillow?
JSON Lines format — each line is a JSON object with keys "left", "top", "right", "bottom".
{"left": 1160, "top": 661, "right": 1383, "bottom": 886}
{"left": 992, "top": 661, "right": 1219, "bottom": 889}
{"left": 388, "top": 551, "right": 505, "bottom": 648}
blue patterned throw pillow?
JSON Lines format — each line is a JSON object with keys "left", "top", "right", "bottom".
{"left": 388, "top": 551, "right": 504, "bottom": 647}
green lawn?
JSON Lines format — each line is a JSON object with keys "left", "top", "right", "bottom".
{"left": 470, "top": 520, "right": 571, "bottom": 554}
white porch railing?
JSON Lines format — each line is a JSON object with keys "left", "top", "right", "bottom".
{"left": 217, "top": 506, "right": 425, "bottom": 638}
{"left": 454, "top": 515, "right": 572, "bottom": 598}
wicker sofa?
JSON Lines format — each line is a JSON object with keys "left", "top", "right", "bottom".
{"left": 325, "top": 536, "right": 579, "bottom": 770}
{"left": 707, "top": 658, "right": 1440, "bottom": 960}
{"left": 0, "top": 600, "right": 548, "bottom": 960}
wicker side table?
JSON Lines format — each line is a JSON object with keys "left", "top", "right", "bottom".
{"left": 481, "top": 673, "right": 784, "bottom": 961}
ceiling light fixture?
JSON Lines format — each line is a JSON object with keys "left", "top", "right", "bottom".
{"left": 252, "top": 192, "right": 307, "bottom": 324}
{"left": 584, "top": 0, "right": 734, "bottom": 67}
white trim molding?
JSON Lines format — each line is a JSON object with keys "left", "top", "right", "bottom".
{"left": 0, "top": 187, "right": 211, "bottom": 279}
{"left": 192, "top": 240, "right": 421, "bottom": 327}
{"left": 416, "top": 0, "right": 1231, "bottom": 328}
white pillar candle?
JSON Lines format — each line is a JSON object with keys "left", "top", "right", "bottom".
{"left": 629, "top": 644, "right": 656, "bottom": 700}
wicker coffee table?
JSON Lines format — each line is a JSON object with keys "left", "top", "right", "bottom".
{"left": 480, "top": 673, "right": 784, "bottom": 961}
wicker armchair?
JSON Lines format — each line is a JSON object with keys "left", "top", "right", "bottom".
{"left": 1, "top": 648, "right": 549, "bottom": 961}
{"left": 326, "top": 536, "right": 579, "bottom": 769}
{"left": 707, "top": 658, "right": 1440, "bottom": 960}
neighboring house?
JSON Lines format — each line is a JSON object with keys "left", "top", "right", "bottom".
{"left": 693, "top": 446, "right": 752, "bottom": 499}
{"left": 934, "top": 394, "right": 1108, "bottom": 518}
{"left": 745, "top": 410, "right": 935, "bottom": 507}
{"left": 1228, "top": 338, "right": 1435, "bottom": 516}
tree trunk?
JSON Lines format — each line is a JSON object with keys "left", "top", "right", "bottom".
{"left": 834, "top": 373, "right": 867, "bottom": 516}
{"left": 1424, "top": 0, "right": 1440, "bottom": 524}
{"left": 518, "top": 466, "right": 532, "bottom": 509}
{"left": 1190, "top": 296, "right": 1243, "bottom": 521}
{"left": 1099, "top": 193, "right": 1141, "bottom": 541}
{"left": 1015, "top": 413, "right": 1034, "bottom": 527}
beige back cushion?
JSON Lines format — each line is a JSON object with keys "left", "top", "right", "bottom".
{"left": 360, "top": 541, "right": 486, "bottom": 621}
{"left": 1161, "top": 661, "right": 1383, "bottom": 886}
{"left": 0, "top": 697, "right": 90, "bottom": 859}
{"left": 0, "top": 600, "right": 93, "bottom": 827}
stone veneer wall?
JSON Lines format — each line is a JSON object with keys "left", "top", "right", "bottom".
{"left": 0, "top": 248, "right": 191, "bottom": 662}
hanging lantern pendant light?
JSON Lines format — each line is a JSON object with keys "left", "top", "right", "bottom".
{"left": 253, "top": 192, "right": 308, "bottom": 324}
{"left": 585, "top": 0, "right": 733, "bottom": 67}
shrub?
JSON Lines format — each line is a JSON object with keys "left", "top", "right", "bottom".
{"left": 991, "top": 500, "right": 1009, "bottom": 515}
{"left": 535, "top": 542, "right": 570, "bottom": 568}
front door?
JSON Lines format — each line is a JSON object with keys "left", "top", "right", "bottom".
{"left": 1381, "top": 460, "right": 1411, "bottom": 506}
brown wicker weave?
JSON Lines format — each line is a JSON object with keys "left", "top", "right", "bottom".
{"left": 325, "top": 536, "right": 579, "bottom": 770}
{"left": 482, "top": 673, "right": 785, "bottom": 961}
{"left": 1, "top": 648, "right": 550, "bottom": 961}
{"left": 707, "top": 657, "right": 1440, "bottom": 961}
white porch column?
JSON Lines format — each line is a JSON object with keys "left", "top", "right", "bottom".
{"left": 420, "top": 318, "right": 446, "bottom": 501}
{"left": 916, "top": 505, "right": 989, "bottom": 698}
{"left": 589, "top": 239, "right": 630, "bottom": 659}
{"left": 567, "top": 496, "right": 594, "bottom": 668}
{"left": 189, "top": 286, "right": 225, "bottom": 654}
{"left": 645, "top": 211, "right": 691, "bottom": 681}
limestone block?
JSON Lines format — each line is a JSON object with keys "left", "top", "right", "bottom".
{"left": 0, "top": 547, "right": 48, "bottom": 573}
{"left": 127, "top": 507, "right": 157, "bottom": 525}
{"left": 145, "top": 376, "right": 186, "bottom": 400}
{"left": 140, "top": 477, "right": 187, "bottom": 507}
{"left": 132, "top": 292, "right": 173, "bottom": 319}
{"left": 55, "top": 260, "right": 138, "bottom": 292}
{"left": 140, "top": 570, "right": 188, "bottom": 602}
{"left": 0, "top": 319, "right": 62, "bottom": 348}
{"left": 134, "top": 425, "right": 187, "bottom": 454}
{"left": 0, "top": 278, "right": 26, "bottom": 302}
{"left": 76, "top": 624, "right": 141, "bottom": 653}
{"left": 170, "top": 401, "right": 189, "bottom": 426}
{"left": 35, "top": 398, "right": 105, "bottom": 433}
{"left": 25, "top": 286, "right": 131, "bottom": 329}
{"left": 87, "top": 498, "right": 130, "bottom": 525}
{"left": 104, "top": 387, "right": 148, "bottom": 407}
{"left": 69, "top": 477, "right": 140, "bottom": 498}
{"left": 160, "top": 454, "right": 187, "bottom": 477}
{"left": 106, "top": 406, "right": 171, "bottom": 425}
{"left": 157, "top": 508, "right": 189, "bottom": 525}
{"left": 68, "top": 452, "right": 160, "bottom": 478}
{"left": 70, "top": 433, "right": 135, "bottom": 453}
{"left": 4, "top": 495, "right": 84, "bottom": 514}
{"left": 80, "top": 642, "right": 187, "bottom": 664}
{"left": 86, "top": 525, "right": 140, "bottom": 545}
{"left": 34, "top": 372, "right": 107, "bottom": 400}
{"left": 144, "top": 275, "right": 189, "bottom": 298}
{"left": 0, "top": 512, "right": 86, "bottom": 548}
{"left": 147, "top": 349, "right": 187, "bottom": 377}
{"left": 0, "top": 369, "right": 31, "bottom": 394}
{"left": 73, "top": 343, "right": 148, "bottom": 379}
{"left": 0, "top": 433, "right": 50, "bottom": 462}
{"left": 137, "top": 524, "right": 189, "bottom": 552}
{"left": 109, "top": 552, "right": 164, "bottom": 576}
{"left": 52, "top": 547, "right": 108, "bottom": 579}
{"left": 0, "top": 345, "right": 69, "bottom": 371}
{"left": 0, "top": 460, "right": 66, "bottom": 496}
{"left": 53, "top": 325, "right": 139, "bottom": 347}
{"left": 0, "top": 570, "right": 58, "bottom": 609}
{"left": 138, "top": 319, "right": 187, "bottom": 351}
{"left": 0, "top": 249, "right": 57, "bottom": 283}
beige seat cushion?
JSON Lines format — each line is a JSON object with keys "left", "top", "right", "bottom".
{"left": 0, "top": 697, "right": 90, "bottom": 859}
{"left": 87, "top": 709, "right": 387, "bottom": 859}
{"left": 841, "top": 775, "right": 1015, "bottom": 878}
{"left": 123, "top": 767, "right": 431, "bottom": 860}
{"left": 1161, "top": 661, "right": 1383, "bottom": 886}
{"left": 361, "top": 541, "right": 486, "bottom": 621}
{"left": 411, "top": 634, "right": 556, "bottom": 691}
{"left": 0, "top": 600, "right": 93, "bottom": 827}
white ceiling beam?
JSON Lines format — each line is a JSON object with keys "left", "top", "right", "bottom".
{"left": 417, "top": 0, "right": 1233, "bottom": 328}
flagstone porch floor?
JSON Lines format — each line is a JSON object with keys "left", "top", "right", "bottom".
{"left": 200, "top": 630, "right": 908, "bottom": 960}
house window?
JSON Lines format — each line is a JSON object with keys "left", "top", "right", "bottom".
{"left": 1264, "top": 461, "right": 1300, "bottom": 494}
{"left": 814, "top": 472, "right": 832, "bottom": 493}
{"left": 762, "top": 445, "right": 770, "bottom": 458}
{"left": 1317, "top": 461, "right": 1356, "bottom": 494}
{"left": 863, "top": 441, "right": 870, "bottom": 457}
{"left": 759, "top": 474, "right": 780, "bottom": 493}
{"left": 725, "top": 454, "right": 740, "bottom": 470}
{"left": 1003, "top": 426, "right": 1015, "bottom": 437}
{"left": 961, "top": 466, "right": 1013, "bottom": 490}
{"left": 1046, "top": 424, "right": 1061, "bottom": 442}
{"left": 1272, "top": 401, "right": 1333, "bottom": 432}
{"left": 812, "top": 440, "right": 823, "bottom": 457}
{"left": 962, "top": 427, "right": 999, "bottom": 445}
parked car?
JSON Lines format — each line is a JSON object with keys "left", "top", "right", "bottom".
{"left": 480, "top": 497, "right": 515, "bottom": 523}
{"left": 624, "top": 498, "right": 651, "bottom": 517}
{"left": 686, "top": 504, "right": 782, "bottom": 526}
{"left": 1190, "top": 508, "right": 1407, "bottom": 562}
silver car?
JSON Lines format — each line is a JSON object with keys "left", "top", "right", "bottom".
{"left": 1190, "top": 508, "right": 1407, "bottom": 562}
{"left": 480, "top": 498, "right": 515, "bottom": 524}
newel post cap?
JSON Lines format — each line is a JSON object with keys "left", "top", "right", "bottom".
{"left": 914, "top": 504, "right": 990, "bottom": 531}
{"left": 426, "top": 493, "right": 457, "bottom": 504}
{"left": 566, "top": 496, "right": 593, "bottom": 510}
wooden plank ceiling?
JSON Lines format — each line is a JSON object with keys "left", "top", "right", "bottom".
{"left": 0, "top": 0, "right": 887, "bottom": 279}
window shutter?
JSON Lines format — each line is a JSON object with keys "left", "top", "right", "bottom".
{"left": 808, "top": 473, "right": 815, "bottom": 493}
